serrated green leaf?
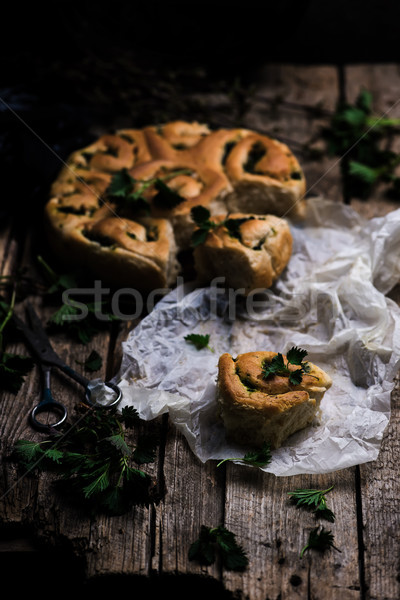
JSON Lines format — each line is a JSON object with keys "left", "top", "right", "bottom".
{"left": 105, "top": 434, "right": 132, "bottom": 457}
{"left": 184, "top": 333, "right": 213, "bottom": 351}
{"left": 0, "top": 353, "right": 34, "bottom": 394}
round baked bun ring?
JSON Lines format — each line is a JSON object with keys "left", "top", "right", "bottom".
{"left": 193, "top": 213, "right": 293, "bottom": 295}
{"left": 127, "top": 159, "right": 232, "bottom": 249}
{"left": 217, "top": 351, "right": 332, "bottom": 449}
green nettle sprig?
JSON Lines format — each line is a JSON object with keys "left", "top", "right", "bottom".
{"left": 300, "top": 526, "right": 341, "bottom": 558}
{"left": 288, "top": 486, "right": 336, "bottom": 522}
{"left": 0, "top": 289, "right": 34, "bottom": 394}
{"left": 13, "top": 405, "right": 159, "bottom": 515}
{"left": 190, "top": 205, "right": 258, "bottom": 247}
{"left": 184, "top": 333, "right": 214, "bottom": 352}
{"left": 287, "top": 485, "right": 340, "bottom": 557}
{"left": 323, "top": 88, "right": 400, "bottom": 199}
{"left": 216, "top": 442, "right": 272, "bottom": 469}
{"left": 188, "top": 525, "right": 249, "bottom": 571}
{"left": 106, "top": 167, "right": 192, "bottom": 211}
{"left": 262, "top": 346, "right": 315, "bottom": 386}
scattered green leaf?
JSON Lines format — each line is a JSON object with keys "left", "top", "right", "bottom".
{"left": 189, "top": 525, "right": 248, "bottom": 571}
{"left": 217, "top": 442, "right": 272, "bottom": 468}
{"left": 77, "top": 349, "right": 103, "bottom": 372}
{"left": 300, "top": 526, "right": 341, "bottom": 558}
{"left": 184, "top": 333, "right": 213, "bottom": 352}
{"left": 288, "top": 486, "right": 335, "bottom": 522}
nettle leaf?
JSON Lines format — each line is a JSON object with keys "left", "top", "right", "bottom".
{"left": 217, "top": 442, "right": 272, "bottom": 468}
{"left": 77, "top": 349, "right": 102, "bottom": 372}
{"left": 132, "top": 435, "right": 158, "bottom": 464}
{"left": 152, "top": 179, "right": 185, "bottom": 209}
{"left": 13, "top": 440, "right": 44, "bottom": 467}
{"left": 0, "top": 353, "right": 34, "bottom": 394}
{"left": 300, "top": 526, "right": 340, "bottom": 558}
{"left": 105, "top": 434, "right": 132, "bottom": 457}
{"left": 120, "top": 405, "right": 141, "bottom": 428}
{"left": 184, "top": 333, "right": 213, "bottom": 351}
{"left": 82, "top": 465, "right": 111, "bottom": 498}
{"left": 107, "top": 168, "right": 136, "bottom": 197}
{"left": 262, "top": 347, "right": 311, "bottom": 386}
{"left": 189, "top": 525, "right": 248, "bottom": 571}
{"left": 191, "top": 205, "right": 212, "bottom": 225}
{"left": 286, "top": 346, "right": 308, "bottom": 365}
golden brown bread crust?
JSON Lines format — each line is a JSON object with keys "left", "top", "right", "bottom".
{"left": 217, "top": 351, "right": 332, "bottom": 448}
{"left": 193, "top": 213, "right": 293, "bottom": 294}
{"left": 45, "top": 121, "right": 305, "bottom": 291}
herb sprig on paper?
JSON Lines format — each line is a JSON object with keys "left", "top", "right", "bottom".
{"left": 184, "top": 333, "right": 214, "bottom": 352}
{"left": 217, "top": 442, "right": 272, "bottom": 468}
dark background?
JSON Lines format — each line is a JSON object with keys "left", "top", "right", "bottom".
{"left": 1, "top": 0, "right": 400, "bottom": 220}
{"left": 0, "top": 0, "right": 399, "bottom": 212}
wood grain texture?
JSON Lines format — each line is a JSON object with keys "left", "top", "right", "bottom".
{"left": 343, "top": 64, "right": 400, "bottom": 600}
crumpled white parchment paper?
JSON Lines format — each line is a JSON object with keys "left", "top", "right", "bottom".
{"left": 113, "top": 197, "right": 400, "bottom": 476}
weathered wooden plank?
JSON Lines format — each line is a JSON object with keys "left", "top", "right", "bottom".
{"left": 152, "top": 425, "right": 225, "bottom": 581}
{"left": 222, "top": 468, "right": 361, "bottom": 600}
{"left": 246, "top": 64, "right": 343, "bottom": 203}
{"left": 343, "top": 64, "right": 400, "bottom": 600}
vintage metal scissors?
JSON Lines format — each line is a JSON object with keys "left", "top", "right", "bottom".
{"left": 13, "top": 302, "right": 122, "bottom": 432}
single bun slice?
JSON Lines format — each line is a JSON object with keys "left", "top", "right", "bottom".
{"left": 44, "top": 204, "right": 179, "bottom": 291}
{"left": 222, "top": 133, "right": 306, "bottom": 219}
{"left": 193, "top": 213, "right": 292, "bottom": 294}
{"left": 217, "top": 351, "right": 332, "bottom": 449}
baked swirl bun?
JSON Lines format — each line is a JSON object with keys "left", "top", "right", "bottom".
{"left": 217, "top": 351, "right": 332, "bottom": 449}
{"left": 127, "top": 158, "right": 231, "bottom": 248}
{"left": 45, "top": 192, "right": 179, "bottom": 290}
{"left": 193, "top": 213, "right": 292, "bottom": 294}
{"left": 46, "top": 121, "right": 305, "bottom": 291}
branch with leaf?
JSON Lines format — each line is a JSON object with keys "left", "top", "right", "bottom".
{"left": 13, "top": 405, "right": 159, "bottom": 515}
{"left": 106, "top": 167, "right": 191, "bottom": 212}
{"left": 189, "top": 524, "right": 249, "bottom": 571}
{"left": 190, "top": 205, "right": 259, "bottom": 248}
{"left": 322, "top": 88, "right": 400, "bottom": 200}
{"left": 262, "top": 346, "right": 315, "bottom": 386}
{"left": 0, "top": 289, "right": 34, "bottom": 394}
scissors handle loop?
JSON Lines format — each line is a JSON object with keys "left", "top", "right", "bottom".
{"left": 30, "top": 388, "right": 68, "bottom": 432}
{"left": 85, "top": 381, "right": 122, "bottom": 408}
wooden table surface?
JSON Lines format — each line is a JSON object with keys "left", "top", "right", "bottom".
{"left": 1, "top": 63, "right": 400, "bottom": 600}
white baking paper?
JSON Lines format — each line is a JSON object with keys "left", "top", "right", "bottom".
{"left": 113, "top": 197, "right": 400, "bottom": 476}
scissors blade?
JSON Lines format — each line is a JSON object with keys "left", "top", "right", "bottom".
{"left": 13, "top": 303, "right": 61, "bottom": 364}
